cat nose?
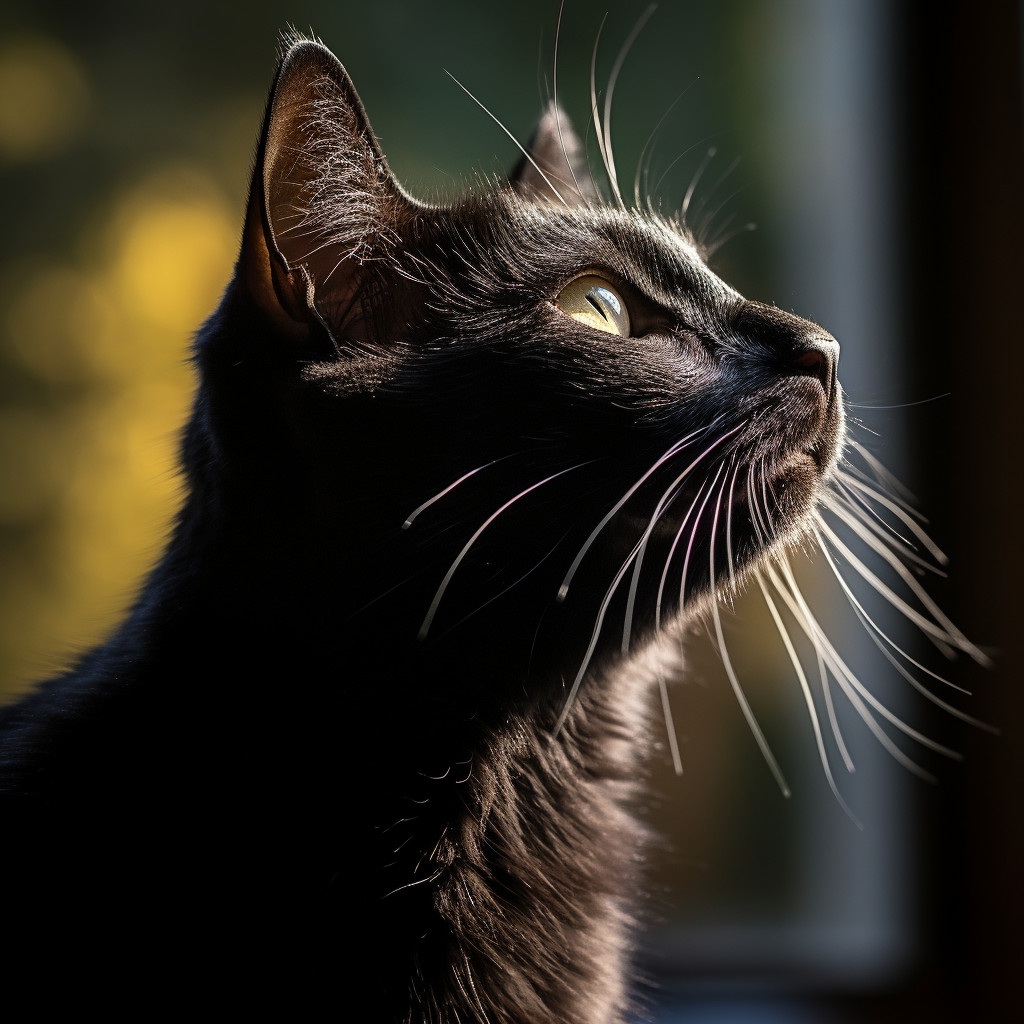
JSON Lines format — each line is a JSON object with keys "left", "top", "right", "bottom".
{"left": 733, "top": 301, "right": 839, "bottom": 400}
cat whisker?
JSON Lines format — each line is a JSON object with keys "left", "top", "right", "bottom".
{"left": 724, "top": 458, "right": 742, "bottom": 588}
{"left": 658, "top": 674, "right": 684, "bottom": 777}
{"left": 831, "top": 476, "right": 924, "bottom": 557}
{"left": 419, "top": 462, "right": 589, "bottom": 640}
{"left": 768, "top": 563, "right": 918, "bottom": 774}
{"left": 709, "top": 492, "right": 791, "bottom": 798}
{"left": 746, "top": 459, "right": 773, "bottom": 548}
{"left": 383, "top": 867, "right": 445, "bottom": 901}
{"left": 702, "top": 219, "right": 757, "bottom": 258}
{"left": 632, "top": 85, "right": 696, "bottom": 210}
{"left": 346, "top": 573, "right": 423, "bottom": 621}
{"left": 553, "top": 533, "right": 649, "bottom": 736}
{"left": 621, "top": 477, "right": 687, "bottom": 654}
{"left": 833, "top": 468, "right": 947, "bottom": 565}
{"left": 702, "top": 209, "right": 738, "bottom": 251}
{"left": 552, "top": 429, "right": 739, "bottom": 728}
{"left": 679, "top": 465, "right": 727, "bottom": 611}
{"left": 620, "top": 423, "right": 745, "bottom": 653}
{"left": 692, "top": 167, "right": 748, "bottom": 250}
{"left": 777, "top": 556, "right": 857, "bottom": 775}
{"left": 648, "top": 134, "right": 721, "bottom": 212}
{"left": 815, "top": 515, "right": 988, "bottom": 663}
{"left": 655, "top": 480, "right": 711, "bottom": 632}
{"left": 557, "top": 422, "right": 721, "bottom": 602}
{"left": 768, "top": 558, "right": 954, "bottom": 777}
{"left": 589, "top": 13, "right": 613, "bottom": 203}
{"left": 822, "top": 489, "right": 946, "bottom": 577}
{"left": 403, "top": 457, "right": 513, "bottom": 529}
{"left": 754, "top": 570, "right": 861, "bottom": 824}
{"left": 844, "top": 394, "right": 955, "bottom": 411}
{"left": 430, "top": 535, "right": 566, "bottom": 641}
{"left": 444, "top": 71, "right": 569, "bottom": 208}
{"left": 600, "top": 3, "right": 657, "bottom": 209}
{"left": 811, "top": 521, "right": 995, "bottom": 730}
{"left": 680, "top": 145, "right": 717, "bottom": 226}
{"left": 761, "top": 462, "right": 778, "bottom": 538}
{"left": 845, "top": 437, "right": 922, "bottom": 508}
{"left": 552, "top": 0, "right": 591, "bottom": 207}
{"left": 843, "top": 584, "right": 996, "bottom": 737}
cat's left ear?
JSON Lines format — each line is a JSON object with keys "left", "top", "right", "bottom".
{"left": 509, "top": 103, "right": 597, "bottom": 207}
{"left": 240, "top": 36, "right": 415, "bottom": 340}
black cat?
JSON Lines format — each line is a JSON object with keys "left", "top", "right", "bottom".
{"left": 0, "top": 32, "right": 967, "bottom": 1021}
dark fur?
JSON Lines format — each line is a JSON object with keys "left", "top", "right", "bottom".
{"left": 0, "top": 36, "right": 842, "bottom": 1020}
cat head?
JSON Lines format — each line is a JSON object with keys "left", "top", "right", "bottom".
{"left": 195, "top": 34, "right": 844, "bottom": 664}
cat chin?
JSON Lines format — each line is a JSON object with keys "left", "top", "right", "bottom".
{"left": 769, "top": 448, "right": 827, "bottom": 496}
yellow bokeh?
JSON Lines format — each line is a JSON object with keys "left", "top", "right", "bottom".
{"left": 0, "top": 163, "right": 239, "bottom": 698}
{"left": 107, "top": 168, "right": 239, "bottom": 333}
{"left": 6, "top": 265, "right": 122, "bottom": 384}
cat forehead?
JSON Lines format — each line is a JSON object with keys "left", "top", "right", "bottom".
{"left": 438, "top": 192, "right": 742, "bottom": 309}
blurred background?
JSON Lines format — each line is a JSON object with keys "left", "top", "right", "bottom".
{"left": 0, "top": 1, "right": 1019, "bottom": 1020}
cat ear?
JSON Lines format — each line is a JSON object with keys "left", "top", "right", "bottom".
{"left": 509, "top": 103, "right": 597, "bottom": 207}
{"left": 240, "top": 36, "right": 413, "bottom": 339}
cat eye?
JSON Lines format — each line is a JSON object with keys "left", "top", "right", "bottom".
{"left": 556, "top": 275, "right": 631, "bottom": 337}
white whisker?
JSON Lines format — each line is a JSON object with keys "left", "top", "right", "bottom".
{"left": 403, "top": 457, "right": 511, "bottom": 528}
{"left": 633, "top": 84, "right": 696, "bottom": 209}
{"left": 768, "top": 560, "right": 957, "bottom": 773}
{"left": 601, "top": 3, "right": 657, "bottom": 208}
{"left": 724, "top": 459, "right": 742, "bottom": 587}
{"left": 703, "top": 219, "right": 757, "bottom": 258}
{"left": 812, "top": 523, "right": 996, "bottom": 732}
{"left": 655, "top": 482, "right": 709, "bottom": 631}
{"left": 811, "top": 509, "right": 962, "bottom": 684}
{"left": 824, "top": 488, "right": 944, "bottom": 577}
{"left": 658, "top": 674, "right": 684, "bottom": 777}
{"left": 419, "top": 462, "right": 587, "bottom": 640}
{"left": 692, "top": 161, "right": 746, "bottom": 245}
{"left": 589, "top": 14, "right": 612, "bottom": 199}
{"left": 681, "top": 145, "right": 717, "bottom": 224}
{"left": 747, "top": 458, "right": 774, "bottom": 547}
{"left": 552, "top": 0, "right": 590, "bottom": 206}
{"left": 679, "top": 464, "right": 726, "bottom": 609}
{"left": 755, "top": 570, "right": 861, "bottom": 825}
{"left": 816, "top": 517, "right": 989, "bottom": 663}
{"left": 649, "top": 133, "right": 719, "bottom": 207}
{"left": 444, "top": 71, "right": 569, "bottom": 208}
{"left": 621, "top": 475, "right": 687, "bottom": 654}
{"left": 834, "top": 469, "right": 948, "bottom": 565}
{"left": 846, "top": 438, "right": 920, "bottom": 507}
{"left": 557, "top": 424, "right": 718, "bottom": 602}
{"left": 710, "top": 507, "right": 790, "bottom": 797}
{"left": 621, "top": 423, "right": 745, "bottom": 652}
{"left": 553, "top": 534, "right": 647, "bottom": 736}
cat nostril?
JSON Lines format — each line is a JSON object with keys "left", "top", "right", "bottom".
{"left": 793, "top": 350, "right": 825, "bottom": 373}
{"left": 791, "top": 338, "right": 837, "bottom": 395}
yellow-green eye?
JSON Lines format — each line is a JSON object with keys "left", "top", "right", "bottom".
{"left": 556, "top": 275, "right": 631, "bottom": 337}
